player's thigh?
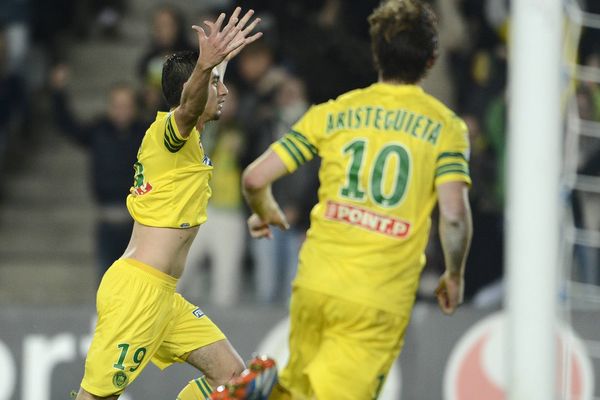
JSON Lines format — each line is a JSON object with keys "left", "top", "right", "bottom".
{"left": 306, "top": 298, "right": 409, "bottom": 400}
{"left": 82, "top": 260, "right": 176, "bottom": 397}
{"left": 152, "top": 293, "right": 244, "bottom": 384}
{"left": 278, "top": 287, "right": 327, "bottom": 398}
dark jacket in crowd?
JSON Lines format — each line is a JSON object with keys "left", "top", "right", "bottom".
{"left": 52, "top": 91, "right": 146, "bottom": 205}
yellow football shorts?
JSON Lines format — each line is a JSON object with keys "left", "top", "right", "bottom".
{"left": 81, "top": 258, "right": 226, "bottom": 397}
{"left": 276, "top": 287, "right": 411, "bottom": 400}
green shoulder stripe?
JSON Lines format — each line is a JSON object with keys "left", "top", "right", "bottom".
{"left": 164, "top": 118, "right": 185, "bottom": 152}
{"left": 279, "top": 140, "right": 302, "bottom": 166}
{"left": 436, "top": 162, "right": 469, "bottom": 174}
{"left": 282, "top": 137, "right": 307, "bottom": 163}
{"left": 437, "top": 152, "right": 467, "bottom": 162}
{"left": 288, "top": 130, "right": 317, "bottom": 154}
{"left": 164, "top": 137, "right": 184, "bottom": 153}
{"left": 436, "top": 169, "right": 470, "bottom": 178}
{"left": 167, "top": 118, "right": 185, "bottom": 142}
{"left": 165, "top": 119, "right": 185, "bottom": 145}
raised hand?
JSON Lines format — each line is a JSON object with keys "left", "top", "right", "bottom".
{"left": 224, "top": 9, "right": 263, "bottom": 62}
{"left": 192, "top": 7, "right": 262, "bottom": 71}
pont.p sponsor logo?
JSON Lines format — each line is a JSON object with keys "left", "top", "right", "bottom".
{"left": 325, "top": 201, "right": 410, "bottom": 238}
{"left": 444, "top": 312, "right": 594, "bottom": 400}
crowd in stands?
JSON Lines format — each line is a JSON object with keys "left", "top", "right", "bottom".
{"left": 2, "top": 0, "right": 599, "bottom": 307}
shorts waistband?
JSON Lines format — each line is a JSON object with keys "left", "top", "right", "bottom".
{"left": 118, "top": 258, "right": 178, "bottom": 290}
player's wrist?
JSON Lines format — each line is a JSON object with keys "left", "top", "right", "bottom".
{"left": 195, "top": 58, "right": 216, "bottom": 72}
{"left": 445, "top": 269, "right": 464, "bottom": 279}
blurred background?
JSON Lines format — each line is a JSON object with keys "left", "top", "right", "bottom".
{"left": 0, "top": 0, "right": 599, "bottom": 399}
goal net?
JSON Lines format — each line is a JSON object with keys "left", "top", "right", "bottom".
{"left": 560, "top": 1, "right": 600, "bottom": 399}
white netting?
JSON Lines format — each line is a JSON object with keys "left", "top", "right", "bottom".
{"left": 562, "top": 1, "right": 600, "bottom": 399}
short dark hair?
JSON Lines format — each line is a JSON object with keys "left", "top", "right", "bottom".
{"left": 161, "top": 50, "right": 198, "bottom": 108}
{"left": 368, "top": 0, "right": 438, "bottom": 83}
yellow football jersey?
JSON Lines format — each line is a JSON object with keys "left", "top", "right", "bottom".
{"left": 127, "top": 112, "right": 213, "bottom": 228}
{"left": 271, "top": 83, "right": 471, "bottom": 315}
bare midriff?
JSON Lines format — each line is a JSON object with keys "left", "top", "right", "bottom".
{"left": 121, "top": 222, "right": 200, "bottom": 278}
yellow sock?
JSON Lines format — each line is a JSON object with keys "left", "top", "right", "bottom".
{"left": 176, "top": 376, "right": 213, "bottom": 400}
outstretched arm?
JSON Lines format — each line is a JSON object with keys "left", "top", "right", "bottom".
{"left": 175, "top": 8, "right": 261, "bottom": 137}
{"left": 435, "top": 181, "right": 473, "bottom": 315}
{"left": 49, "top": 64, "right": 91, "bottom": 147}
{"left": 242, "top": 149, "right": 290, "bottom": 239}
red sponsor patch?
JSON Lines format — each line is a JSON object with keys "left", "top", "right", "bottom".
{"left": 325, "top": 200, "right": 410, "bottom": 238}
{"left": 132, "top": 182, "right": 153, "bottom": 196}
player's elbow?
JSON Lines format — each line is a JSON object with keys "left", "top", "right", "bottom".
{"left": 440, "top": 203, "right": 469, "bottom": 225}
{"left": 242, "top": 168, "right": 267, "bottom": 193}
{"left": 437, "top": 182, "right": 471, "bottom": 225}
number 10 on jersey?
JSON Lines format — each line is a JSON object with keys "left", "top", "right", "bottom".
{"left": 340, "top": 139, "right": 411, "bottom": 208}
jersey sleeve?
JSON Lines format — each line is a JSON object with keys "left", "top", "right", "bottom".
{"left": 270, "top": 104, "right": 324, "bottom": 173}
{"left": 162, "top": 111, "right": 190, "bottom": 153}
{"left": 434, "top": 115, "right": 472, "bottom": 186}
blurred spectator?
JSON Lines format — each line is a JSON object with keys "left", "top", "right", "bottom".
{"left": 229, "top": 0, "right": 376, "bottom": 103}
{"left": 448, "top": 0, "right": 507, "bottom": 118}
{"left": 138, "top": 5, "right": 193, "bottom": 115}
{"left": 275, "top": 0, "right": 376, "bottom": 103}
{"left": 458, "top": 92, "right": 506, "bottom": 302}
{"left": 180, "top": 85, "right": 248, "bottom": 307}
{"left": 94, "top": 0, "right": 126, "bottom": 37}
{"left": 421, "top": 0, "right": 469, "bottom": 106}
{"left": 72, "top": 0, "right": 126, "bottom": 39}
{"left": 0, "top": 26, "right": 26, "bottom": 176}
{"left": 247, "top": 77, "right": 317, "bottom": 303}
{"left": 30, "top": 0, "right": 79, "bottom": 64}
{"left": 49, "top": 65, "right": 146, "bottom": 281}
{"left": 234, "top": 41, "right": 287, "bottom": 129}
{"left": 0, "top": 0, "right": 29, "bottom": 75}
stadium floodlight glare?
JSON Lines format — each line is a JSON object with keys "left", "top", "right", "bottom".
{"left": 507, "top": 0, "right": 562, "bottom": 399}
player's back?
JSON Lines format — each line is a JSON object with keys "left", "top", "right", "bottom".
{"left": 273, "top": 82, "right": 470, "bottom": 314}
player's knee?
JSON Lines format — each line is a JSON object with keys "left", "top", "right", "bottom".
{"left": 230, "top": 358, "right": 246, "bottom": 377}
{"left": 206, "top": 357, "right": 245, "bottom": 386}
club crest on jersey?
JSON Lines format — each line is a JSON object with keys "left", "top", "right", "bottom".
{"left": 131, "top": 162, "right": 153, "bottom": 196}
{"left": 192, "top": 307, "right": 205, "bottom": 318}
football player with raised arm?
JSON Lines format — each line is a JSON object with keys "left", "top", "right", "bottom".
{"left": 75, "top": 8, "right": 273, "bottom": 400}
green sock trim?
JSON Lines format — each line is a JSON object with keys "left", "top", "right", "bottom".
{"left": 194, "top": 376, "right": 213, "bottom": 399}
